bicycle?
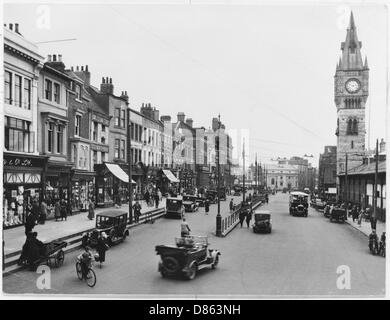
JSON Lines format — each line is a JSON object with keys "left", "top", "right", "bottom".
{"left": 76, "top": 254, "right": 97, "bottom": 287}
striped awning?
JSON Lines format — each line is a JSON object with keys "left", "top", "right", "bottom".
{"left": 105, "top": 163, "right": 136, "bottom": 184}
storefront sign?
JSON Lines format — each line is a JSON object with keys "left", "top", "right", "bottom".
{"left": 3, "top": 154, "right": 45, "bottom": 168}
{"left": 91, "top": 144, "right": 109, "bottom": 153}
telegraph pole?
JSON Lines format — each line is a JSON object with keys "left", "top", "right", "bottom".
{"left": 127, "top": 108, "right": 133, "bottom": 224}
{"left": 344, "top": 153, "right": 348, "bottom": 204}
{"left": 373, "top": 139, "right": 379, "bottom": 229}
{"left": 242, "top": 138, "right": 246, "bottom": 203}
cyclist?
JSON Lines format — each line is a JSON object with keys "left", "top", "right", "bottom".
{"left": 78, "top": 246, "right": 93, "bottom": 277}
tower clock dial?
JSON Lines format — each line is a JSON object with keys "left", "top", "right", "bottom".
{"left": 345, "top": 79, "right": 361, "bottom": 93}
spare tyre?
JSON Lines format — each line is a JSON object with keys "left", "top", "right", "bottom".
{"left": 162, "top": 256, "right": 180, "bottom": 273}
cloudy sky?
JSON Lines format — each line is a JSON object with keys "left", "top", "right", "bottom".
{"left": 3, "top": 1, "right": 387, "bottom": 167}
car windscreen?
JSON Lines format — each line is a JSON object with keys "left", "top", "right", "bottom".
{"left": 167, "top": 200, "right": 181, "bottom": 210}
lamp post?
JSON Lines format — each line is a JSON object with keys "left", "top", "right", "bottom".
{"left": 216, "top": 114, "right": 222, "bottom": 237}
{"left": 242, "top": 138, "right": 246, "bottom": 203}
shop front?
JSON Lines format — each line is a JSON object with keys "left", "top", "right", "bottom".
{"left": 95, "top": 163, "right": 135, "bottom": 207}
{"left": 45, "top": 162, "right": 72, "bottom": 212}
{"left": 161, "top": 169, "right": 180, "bottom": 195}
{"left": 70, "top": 170, "right": 95, "bottom": 213}
{"left": 3, "top": 153, "right": 48, "bottom": 229}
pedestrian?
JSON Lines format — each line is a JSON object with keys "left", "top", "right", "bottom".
{"left": 31, "top": 199, "right": 40, "bottom": 222}
{"left": 157, "top": 189, "right": 162, "bottom": 202}
{"left": 239, "top": 207, "right": 246, "bottom": 228}
{"left": 96, "top": 232, "right": 109, "bottom": 267}
{"left": 352, "top": 205, "right": 358, "bottom": 223}
{"left": 133, "top": 200, "right": 142, "bottom": 223}
{"left": 88, "top": 198, "right": 95, "bottom": 220}
{"left": 39, "top": 199, "right": 47, "bottom": 224}
{"left": 144, "top": 190, "right": 150, "bottom": 206}
{"left": 155, "top": 192, "right": 160, "bottom": 208}
{"left": 358, "top": 208, "right": 364, "bottom": 227}
{"left": 205, "top": 199, "right": 210, "bottom": 214}
{"left": 245, "top": 207, "right": 252, "bottom": 228}
{"left": 229, "top": 198, "right": 234, "bottom": 212}
{"left": 24, "top": 212, "right": 36, "bottom": 236}
{"left": 367, "top": 207, "right": 377, "bottom": 231}
{"left": 181, "top": 218, "right": 191, "bottom": 237}
{"left": 54, "top": 200, "right": 61, "bottom": 221}
{"left": 60, "top": 199, "right": 67, "bottom": 221}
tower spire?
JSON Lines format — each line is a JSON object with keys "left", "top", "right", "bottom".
{"left": 340, "top": 11, "right": 363, "bottom": 70}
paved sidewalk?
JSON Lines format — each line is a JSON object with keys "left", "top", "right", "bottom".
{"left": 3, "top": 199, "right": 165, "bottom": 256}
{"left": 345, "top": 214, "right": 386, "bottom": 237}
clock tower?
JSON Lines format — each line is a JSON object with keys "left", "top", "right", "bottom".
{"left": 334, "top": 12, "right": 369, "bottom": 176}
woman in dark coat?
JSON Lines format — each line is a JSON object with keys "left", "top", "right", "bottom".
{"left": 205, "top": 199, "right": 210, "bottom": 214}
{"left": 246, "top": 208, "right": 253, "bottom": 228}
{"left": 239, "top": 205, "right": 247, "bottom": 228}
{"left": 88, "top": 199, "right": 95, "bottom": 220}
{"left": 96, "top": 234, "right": 108, "bottom": 266}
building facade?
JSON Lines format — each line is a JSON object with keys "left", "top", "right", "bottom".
{"left": 318, "top": 146, "right": 337, "bottom": 197}
{"left": 266, "top": 164, "right": 299, "bottom": 191}
{"left": 3, "top": 23, "right": 45, "bottom": 228}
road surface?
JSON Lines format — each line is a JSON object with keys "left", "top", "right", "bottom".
{"left": 3, "top": 193, "right": 385, "bottom": 297}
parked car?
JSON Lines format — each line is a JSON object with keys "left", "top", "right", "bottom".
{"left": 252, "top": 210, "right": 272, "bottom": 233}
{"left": 83, "top": 211, "right": 129, "bottom": 247}
{"left": 206, "top": 190, "right": 218, "bottom": 204}
{"left": 329, "top": 207, "right": 347, "bottom": 223}
{"left": 155, "top": 236, "right": 220, "bottom": 280}
{"left": 182, "top": 195, "right": 199, "bottom": 212}
{"left": 165, "top": 197, "right": 184, "bottom": 219}
{"left": 289, "top": 192, "right": 309, "bottom": 217}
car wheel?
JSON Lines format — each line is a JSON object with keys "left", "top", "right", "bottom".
{"left": 186, "top": 262, "right": 197, "bottom": 280}
{"left": 212, "top": 255, "right": 219, "bottom": 269}
{"left": 160, "top": 269, "right": 168, "bottom": 278}
{"left": 162, "top": 257, "right": 180, "bottom": 273}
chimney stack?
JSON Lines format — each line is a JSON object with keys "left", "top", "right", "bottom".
{"left": 160, "top": 115, "right": 171, "bottom": 122}
{"left": 46, "top": 54, "right": 66, "bottom": 72}
{"left": 100, "top": 76, "right": 114, "bottom": 95}
{"left": 47, "top": 55, "right": 52, "bottom": 62}
{"left": 9, "top": 23, "right": 13, "bottom": 31}
{"left": 15, "top": 23, "right": 20, "bottom": 34}
{"left": 53, "top": 54, "right": 57, "bottom": 62}
{"left": 212, "top": 117, "right": 219, "bottom": 131}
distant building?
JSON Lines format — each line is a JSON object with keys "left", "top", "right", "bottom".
{"left": 318, "top": 146, "right": 337, "bottom": 197}
{"left": 266, "top": 164, "right": 299, "bottom": 191}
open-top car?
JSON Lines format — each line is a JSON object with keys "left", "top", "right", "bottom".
{"left": 83, "top": 211, "right": 129, "bottom": 247}
{"left": 289, "top": 191, "right": 309, "bottom": 217}
{"left": 165, "top": 197, "right": 184, "bottom": 219}
{"left": 252, "top": 210, "right": 272, "bottom": 233}
{"left": 155, "top": 236, "right": 220, "bottom": 280}
{"left": 182, "top": 195, "right": 199, "bottom": 212}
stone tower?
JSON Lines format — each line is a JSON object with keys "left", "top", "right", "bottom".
{"left": 334, "top": 12, "right": 368, "bottom": 175}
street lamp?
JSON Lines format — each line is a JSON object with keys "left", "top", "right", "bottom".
{"left": 216, "top": 114, "right": 222, "bottom": 237}
{"left": 127, "top": 108, "right": 133, "bottom": 224}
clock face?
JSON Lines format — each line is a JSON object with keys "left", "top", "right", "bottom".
{"left": 345, "top": 79, "right": 361, "bottom": 93}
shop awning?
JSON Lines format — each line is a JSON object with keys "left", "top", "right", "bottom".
{"left": 163, "top": 170, "right": 180, "bottom": 183}
{"left": 105, "top": 163, "right": 136, "bottom": 184}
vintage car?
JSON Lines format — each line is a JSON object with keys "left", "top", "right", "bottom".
{"left": 83, "top": 211, "right": 129, "bottom": 247}
{"left": 232, "top": 185, "right": 242, "bottom": 196}
{"left": 289, "top": 192, "right": 309, "bottom": 217}
{"left": 252, "top": 210, "right": 272, "bottom": 233}
{"left": 165, "top": 197, "right": 184, "bottom": 219}
{"left": 182, "top": 195, "right": 199, "bottom": 212}
{"left": 155, "top": 236, "right": 220, "bottom": 280}
{"left": 329, "top": 207, "right": 347, "bottom": 223}
{"left": 206, "top": 190, "right": 218, "bottom": 204}
{"left": 195, "top": 195, "right": 207, "bottom": 207}
{"left": 314, "top": 198, "right": 327, "bottom": 211}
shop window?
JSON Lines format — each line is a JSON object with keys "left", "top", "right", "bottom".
{"left": 4, "top": 116, "right": 34, "bottom": 153}
{"left": 45, "top": 79, "right": 52, "bottom": 101}
{"left": 83, "top": 147, "right": 88, "bottom": 169}
{"left": 79, "top": 146, "right": 84, "bottom": 168}
{"left": 23, "top": 79, "right": 31, "bottom": 109}
{"left": 25, "top": 173, "right": 41, "bottom": 184}
{"left": 4, "top": 71, "right": 12, "bottom": 104}
{"left": 14, "top": 75, "right": 22, "bottom": 107}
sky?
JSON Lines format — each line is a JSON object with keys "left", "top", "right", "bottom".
{"left": 3, "top": 1, "right": 388, "bottom": 168}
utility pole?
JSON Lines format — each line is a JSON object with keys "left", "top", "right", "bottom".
{"left": 373, "top": 139, "right": 379, "bottom": 228}
{"left": 255, "top": 153, "right": 258, "bottom": 194}
{"left": 215, "top": 115, "right": 222, "bottom": 237}
{"left": 127, "top": 109, "right": 133, "bottom": 224}
{"left": 242, "top": 138, "right": 246, "bottom": 203}
{"left": 344, "top": 153, "right": 348, "bottom": 205}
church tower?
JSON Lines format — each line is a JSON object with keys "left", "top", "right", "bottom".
{"left": 334, "top": 12, "right": 369, "bottom": 176}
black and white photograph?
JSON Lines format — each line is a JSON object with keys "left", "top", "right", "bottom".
{"left": 0, "top": 0, "right": 388, "bottom": 300}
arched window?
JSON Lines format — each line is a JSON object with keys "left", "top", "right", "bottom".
{"left": 347, "top": 119, "right": 353, "bottom": 135}
{"left": 352, "top": 119, "right": 358, "bottom": 135}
